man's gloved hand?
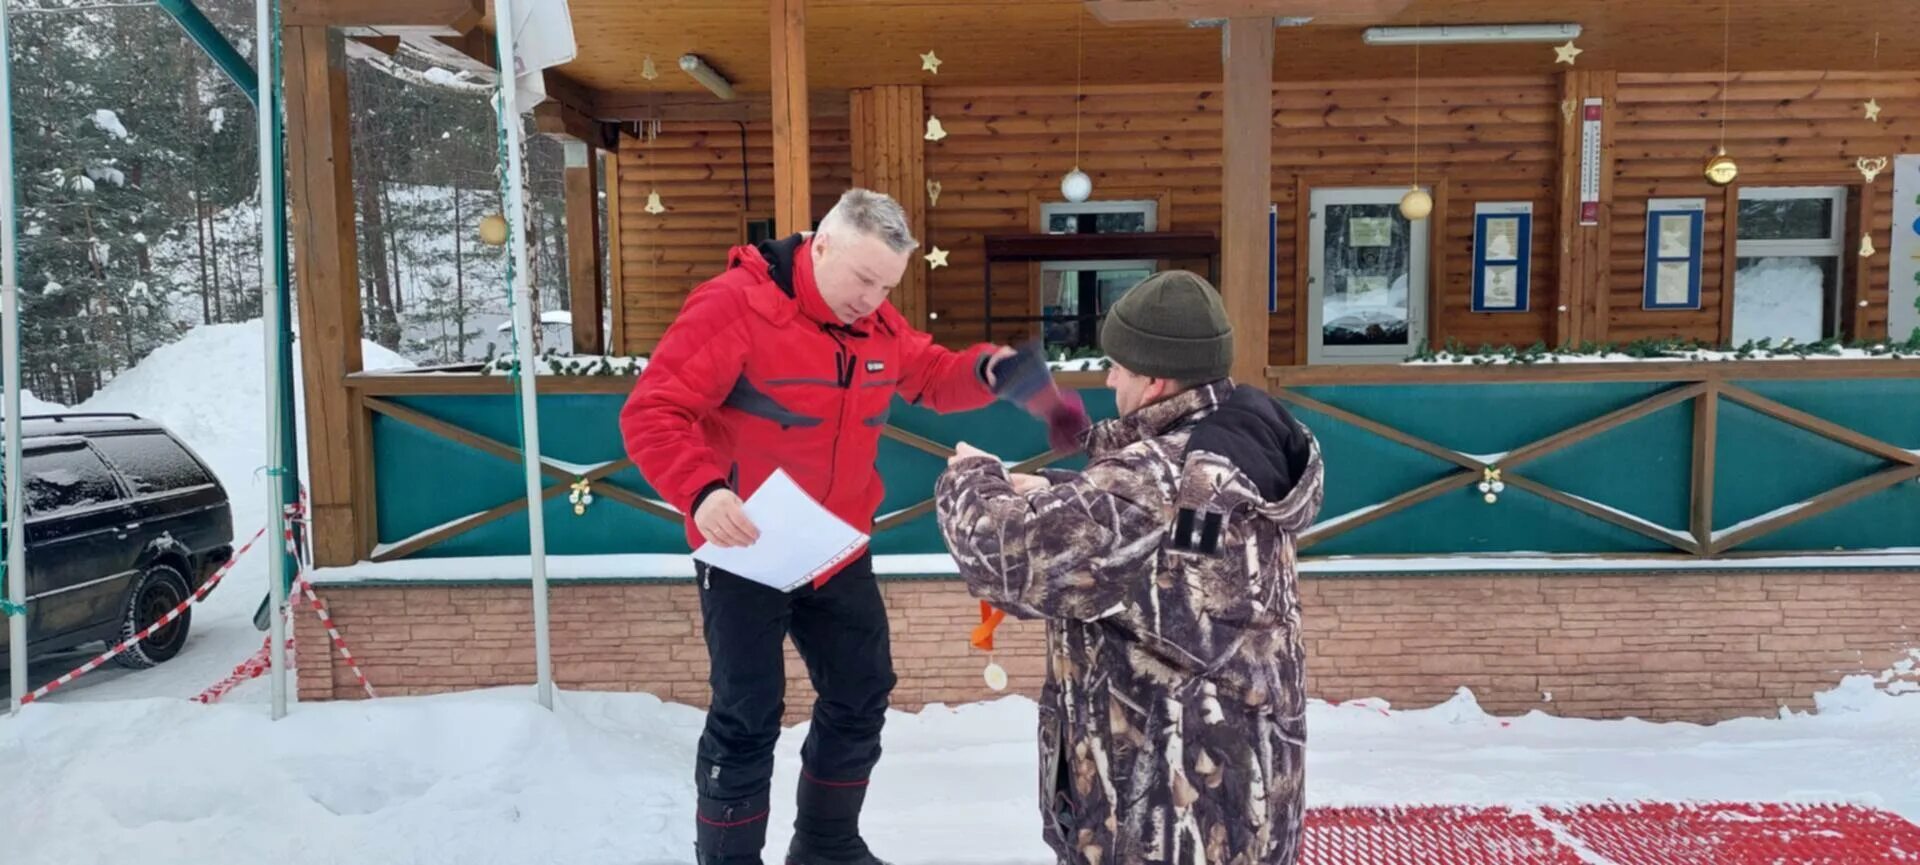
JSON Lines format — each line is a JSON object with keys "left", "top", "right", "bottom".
{"left": 988, "top": 342, "right": 1091, "bottom": 452}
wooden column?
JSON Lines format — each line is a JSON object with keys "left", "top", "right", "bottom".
{"left": 283, "top": 26, "right": 366, "bottom": 566}
{"left": 1222, "top": 18, "right": 1274, "bottom": 384}
{"left": 770, "top": 0, "right": 811, "bottom": 236}
{"left": 1554, "top": 70, "right": 1616, "bottom": 347}
{"left": 563, "top": 140, "right": 605, "bottom": 354}
{"left": 1844, "top": 182, "right": 1879, "bottom": 341}
{"left": 851, "top": 86, "right": 928, "bottom": 328}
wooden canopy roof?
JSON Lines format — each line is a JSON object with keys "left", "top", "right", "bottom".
{"left": 544, "top": 0, "right": 1914, "bottom": 111}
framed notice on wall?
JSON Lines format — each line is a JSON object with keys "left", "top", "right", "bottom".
{"left": 1472, "top": 202, "right": 1533, "bottom": 313}
{"left": 1642, "top": 197, "right": 1705, "bottom": 311}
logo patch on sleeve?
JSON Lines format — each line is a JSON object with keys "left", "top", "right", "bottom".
{"left": 866, "top": 360, "right": 886, "bottom": 373}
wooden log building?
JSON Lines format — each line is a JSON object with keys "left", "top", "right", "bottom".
{"left": 289, "top": 0, "right": 1920, "bottom": 723}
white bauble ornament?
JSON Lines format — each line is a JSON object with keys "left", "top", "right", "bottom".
{"left": 983, "top": 661, "right": 1008, "bottom": 691}
{"left": 1061, "top": 168, "right": 1093, "bottom": 203}
{"left": 1399, "top": 187, "right": 1433, "bottom": 221}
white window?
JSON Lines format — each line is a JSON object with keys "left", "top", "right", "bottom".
{"left": 1733, "top": 187, "right": 1846, "bottom": 344}
{"left": 1306, "top": 187, "right": 1430, "bottom": 364}
{"left": 1037, "top": 200, "right": 1157, "bottom": 352}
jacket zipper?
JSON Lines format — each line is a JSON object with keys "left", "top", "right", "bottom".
{"left": 824, "top": 331, "right": 853, "bottom": 501}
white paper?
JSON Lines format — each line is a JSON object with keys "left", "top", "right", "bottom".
{"left": 1656, "top": 261, "right": 1693, "bottom": 305}
{"left": 1349, "top": 217, "right": 1392, "bottom": 248}
{"left": 510, "top": 0, "right": 577, "bottom": 112}
{"left": 1484, "top": 217, "right": 1520, "bottom": 261}
{"left": 690, "top": 469, "right": 869, "bottom": 592}
{"left": 1482, "top": 265, "right": 1519, "bottom": 308}
{"left": 1659, "top": 214, "right": 1694, "bottom": 258}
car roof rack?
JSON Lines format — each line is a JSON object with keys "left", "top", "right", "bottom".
{"left": 19, "top": 412, "right": 144, "bottom": 422}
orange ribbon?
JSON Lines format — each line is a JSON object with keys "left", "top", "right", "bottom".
{"left": 970, "top": 600, "right": 1006, "bottom": 652}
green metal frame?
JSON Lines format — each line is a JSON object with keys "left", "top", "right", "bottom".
{"left": 155, "top": 0, "right": 302, "bottom": 604}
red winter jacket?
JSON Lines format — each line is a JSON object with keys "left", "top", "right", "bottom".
{"left": 620, "top": 234, "right": 998, "bottom": 583}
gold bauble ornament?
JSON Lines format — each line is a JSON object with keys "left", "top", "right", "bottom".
{"left": 477, "top": 213, "right": 508, "bottom": 246}
{"left": 1398, "top": 187, "right": 1433, "bottom": 221}
{"left": 1704, "top": 148, "right": 1739, "bottom": 187}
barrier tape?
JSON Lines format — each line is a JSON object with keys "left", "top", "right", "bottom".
{"left": 295, "top": 573, "right": 375, "bottom": 699}
{"left": 192, "top": 633, "right": 294, "bottom": 704}
{"left": 22, "top": 525, "right": 268, "bottom": 705}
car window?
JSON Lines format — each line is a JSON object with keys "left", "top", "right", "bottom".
{"left": 90, "top": 433, "right": 214, "bottom": 496}
{"left": 21, "top": 445, "right": 125, "bottom": 517}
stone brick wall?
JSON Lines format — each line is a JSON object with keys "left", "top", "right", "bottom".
{"left": 296, "top": 571, "right": 1920, "bottom": 724}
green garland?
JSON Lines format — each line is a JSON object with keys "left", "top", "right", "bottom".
{"left": 1409, "top": 332, "right": 1920, "bottom": 366}
{"left": 481, "top": 351, "right": 646, "bottom": 376}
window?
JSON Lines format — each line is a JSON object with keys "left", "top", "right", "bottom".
{"left": 1036, "top": 200, "right": 1158, "bottom": 352}
{"left": 21, "top": 445, "right": 124, "bottom": 518}
{"left": 91, "top": 433, "right": 214, "bottom": 496}
{"left": 1733, "top": 187, "right": 1846, "bottom": 344}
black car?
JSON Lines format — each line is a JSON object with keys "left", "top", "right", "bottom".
{"left": 0, "top": 413, "right": 234, "bottom": 670}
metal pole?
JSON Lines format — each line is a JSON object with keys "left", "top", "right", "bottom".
{"left": 491, "top": 0, "right": 554, "bottom": 710}
{"left": 255, "top": 0, "right": 289, "bottom": 720}
{"left": 2, "top": 0, "right": 26, "bottom": 715}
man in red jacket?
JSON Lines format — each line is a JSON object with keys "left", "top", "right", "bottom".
{"left": 623, "top": 189, "right": 1050, "bottom": 865}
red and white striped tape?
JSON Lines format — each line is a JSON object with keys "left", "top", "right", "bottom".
{"left": 22, "top": 526, "right": 269, "bottom": 705}
{"left": 294, "top": 574, "right": 375, "bottom": 699}
{"left": 192, "top": 633, "right": 295, "bottom": 704}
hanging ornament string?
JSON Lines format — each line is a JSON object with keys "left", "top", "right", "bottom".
{"left": 1412, "top": 27, "right": 1420, "bottom": 191}
{"left": 1718, "top": 0, "right": 1729, "bottom": 155}
{"left": 1074, "top": 12, "right": 1083, "bottom": 172}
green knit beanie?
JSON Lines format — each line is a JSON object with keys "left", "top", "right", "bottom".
{"left": 1099, "top": 270, "right": 1233, "bottom": 382}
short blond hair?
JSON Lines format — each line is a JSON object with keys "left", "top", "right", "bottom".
{"left": 817, "top": 188, "right": 918, "bottom": 253}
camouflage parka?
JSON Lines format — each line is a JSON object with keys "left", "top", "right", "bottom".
{"left": 935, "top": 379, "right": 1324, "bottom": 865}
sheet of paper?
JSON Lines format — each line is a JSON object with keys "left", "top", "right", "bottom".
{"left": 1659, "top": 215, "right": 1694, "bottom": 258}
{"left": 1349, "top": 217, "right": 1393, "bottom": 248}
{"left": 1656, "top": 261, "right": 1693, "bottom": 305}
{"left": 690, "top": 469, "right": 869, "bottom": 592}
{"left": 1348, "top": 275, "right": 1391, "bottom": 305}
{"left": 1483, "top": 265, "right": 1519, "bottom": 309}
{"left": 1484, "top": 217, "right": 1521, "bottom": 261}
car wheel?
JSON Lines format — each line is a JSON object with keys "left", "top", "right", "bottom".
{"left": 114, "top": 563, "right": 193, "bottom": 669}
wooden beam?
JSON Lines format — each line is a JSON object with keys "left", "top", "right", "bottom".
{"left": 286, "top": 0, "right": 482, "bottom": 33}
{"left": 1554, "top": 71, "right": 1586, "bottom": 347}
{"left": 1291, "top": 175, "right": 1310, "bottom": 366}
{"left": 1712, "top": 464, "right": 1920, "bottom": 554}
{"left": 1502, "top": 472, "right": 1701, "bottom": 555}
{"left": 1300, "top": 471, "right": 1477, "bottom": 548}
{"left": 1718, "top": 183, "right": 1740, "bottom": 344}
{"left": 851, "top": 86, "right": 929, "bottom": 328}
{"left": 1272, "top": 388, "right": 1483, "bottom": 472}
{"left": 1719, "top": 384, "right": 1920, "bottom": 467}
{"left": 563, "top": 142, "right": 606, "bottom": 355}
{"left": 593, "top": 90, "right": 851, "bottom": 124}
{"left": 1500, "top": 382, "right": 1708, "bottom": 468}
{"left": 1588, "top": 72, "right": 1617, "bottom": 344}
{"left": 770, "top": 0, "right": 811, "bottom": 237}
{"left": 284, "top": 26, "right": 365, "bottom": 567}
{"left": 406, "top": 31, "right": 600, "bottom": 129}
{"left": 1222, "top": 17, "right": 1274, "bottom": 386}
{"left": 1845, "top": 180, "right": 1877, "bottom": 340}
{"left": 534, "top": 101, "right": 607, "bottom": 148}
{"left": 1086, "top": 0, "right": 1410, "bottom": 26}
{"left": 605, "top": 150, "right": 626, "bottom": 354}
{"left": 1690, "top": 382, "right": 1718, "bottom": 554}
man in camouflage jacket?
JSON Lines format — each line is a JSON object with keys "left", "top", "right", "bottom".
{"left": 934, "top": 271, "right": 1324, "bottom": 865}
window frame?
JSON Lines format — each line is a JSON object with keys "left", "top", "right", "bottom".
{"left": 1732, "top": 185, "right": 1848, "bottom": 341}
{"left": 1032, "top": 199, "right": 1160, "bottom": 352}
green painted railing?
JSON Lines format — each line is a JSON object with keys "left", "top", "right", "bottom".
{"left": 349, "top": 362, "right": 1920, "bottom": 566}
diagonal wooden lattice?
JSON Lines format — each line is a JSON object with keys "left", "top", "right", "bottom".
{"left": 364, "top": 396, "right": 680, "bottom": 562}
{"left": 872, "top": 424, "right": 1076, "bottom": 532}
{"left": 1279, "top": 381, "right": 1920, "bottom": 557}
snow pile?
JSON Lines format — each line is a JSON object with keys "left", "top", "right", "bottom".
{"left": 1732, "top": 256, "right": 1826, "bottom": 345}
{"left": 89, "top": 108, "right": 130, "bottom": 140}
{"left": 1, "top": 388, "right": 68, "bottom": 417}
{"left": 2, "top": 677, "right": 1915, "bottom": 865}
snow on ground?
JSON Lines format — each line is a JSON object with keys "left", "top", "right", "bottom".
{"left": 11, "top": 320, "right": 413, "bottom": 705}
{"left": 1, "top": 677, "right": 1915, "bottom": 865}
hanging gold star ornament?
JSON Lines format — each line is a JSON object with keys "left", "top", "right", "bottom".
{"left": 926, "top": 179, "right": 942, "bottom": 207}
{"left": 1858, "top": 156, "right": 1889, "bottom": 184}
{"left": 1864, "top": 98, "right": 1882, "bottom": 122}
{"left": 644, "top": 190, "right": 666, "bottom": 215}
{"left": 924, "top": 116, "right": 948, "bottom": 141}
{"left": 1553, "top": 41, "right": 1583, "bottom": 65}
{"left": 925, "top": 246, "right": 950, "bottom": 269}
{"left": 920, "top": 50, "right": 942, "bottom": 75}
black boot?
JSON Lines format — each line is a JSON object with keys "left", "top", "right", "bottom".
{"left": 697, "top": 793, "right": 771, "bottom": 865}
{"left": 784, "top": 775, "right": 891, "bottom": 865}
